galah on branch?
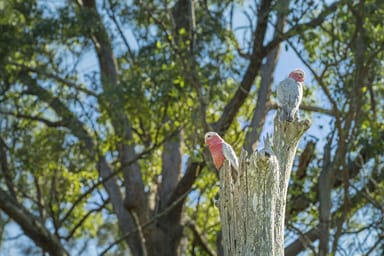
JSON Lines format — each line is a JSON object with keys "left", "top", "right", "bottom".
{"left": 277, "top": 68, "right": 305, "bottom": 122}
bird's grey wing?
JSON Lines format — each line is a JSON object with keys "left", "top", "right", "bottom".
{"left": 222, "top": 142, "right": 239, "bottom": 171}
{"left": 288, "top": 80, "right": 301, "bottom": 105}
{"left": 277, "top": 79, "right": 291, "bottom": 106}
{"left": 279, "top": 79, "right": 301, "bottom": 107}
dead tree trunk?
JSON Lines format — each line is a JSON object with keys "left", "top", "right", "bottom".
{"left": 219, "top": 113, "right": 310, "bottom": 256}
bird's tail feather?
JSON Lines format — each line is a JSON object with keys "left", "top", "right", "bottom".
{"left": 280, "top": 107, "right": 294, "bottom": 122}
{"left": 287, "top": 109, "right": 294, "bottom": 122}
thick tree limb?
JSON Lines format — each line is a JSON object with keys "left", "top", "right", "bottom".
{"left": 213, "top": 0, "right": 273, "bottom": 135}
{"left": 166, "top": 162, "right": 204, "bottom": 210}
{"left": 0, "top": 188, "right": 69, "bottom": 256}
{"left": 158, "top": 130, "right": 183, "bottom": 208}
{"left": 77, "top": 0, "right": 147, "bottom": 219}
{"left": 99, "top": 188, "right": 192, "bottom": 256}
{"left": 220, "top": 149, "right": 279, "bottom": 255}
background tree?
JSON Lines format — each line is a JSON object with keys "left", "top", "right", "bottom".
{"left": 0, "top": 0, "right": 383, "bottom": 255}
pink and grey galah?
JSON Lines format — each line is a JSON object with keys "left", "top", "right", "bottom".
{"left": 204, "top": 132, "right": 239, "bottom": 173}
{"left": 277, "top": 68, "right": 305, "bottom": 122}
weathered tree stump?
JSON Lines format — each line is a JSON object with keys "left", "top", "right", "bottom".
{"left": 219, "top": 113, "right": 311, "bottom": 256}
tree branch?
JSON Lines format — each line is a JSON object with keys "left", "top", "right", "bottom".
{"left": 0, "top": 137, "right": 16, "bottom": 199}
{"left": 263, "top": 1, "right": 341, "bottom": 54}
{"left": 0, "top": 188, "right": 69, "bottom": 256}
{"left": 269, "top": 102, "right": 335, "bottom": 117}
{"left": 213, "top": 0, "right": 274, "bottom": 135}
{"left": 77, "top": 0, "right": 146, "bottom": 220}
{"left": 318, "top": 134, "right": 334, "bottom": 256}
{"left": 158, "top": 130, "right": 183, "bottom": 208}
{"left": 105, "top": 0, "right": 136, "bottom": 61}
{"left": 186, "top": 219, "right": 216, "bottom": 256}
{"left": 6, "top": 61, "right": 98, "bottom": 98}
{"left": 23, "top": 80, "right": 139, "bottom": 253}
{"left": 59, "top": 129, "right": 178, "bottom": 227}
{"left": 243, "top": 0, "right": 290, "bottom": 153}
{"left": 64, "top": 199, "right": 109, "bottom": 240}
{"left": 285, "top": 39, "right": 341, "bottom": 114}
{"left": 0, "top": 110, "right": 65, "bottom": 128}
{"left": 99, "top": 188, "right": 192, "bottom": 256}
{"left": 285, "top": 166, "right": 384, "bottom": 256}
{"left": 166, "top": 162, "right": 204, "bottom": 210}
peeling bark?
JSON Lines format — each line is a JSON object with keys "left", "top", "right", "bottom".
{"left": 219, "top": 111, "right": 310, "bottom": 255}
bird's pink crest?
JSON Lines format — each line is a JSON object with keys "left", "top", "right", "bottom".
{"left": 289, "top": 68, "right": 305, "bottom": 83}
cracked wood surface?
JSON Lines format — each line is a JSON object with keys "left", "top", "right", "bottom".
{"left": 219, "top": 111, "right": 310, "bottom": 256}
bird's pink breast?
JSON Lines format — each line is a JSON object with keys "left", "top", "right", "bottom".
{"left": 207, "top": 143, "right": 225, "bottom": 170}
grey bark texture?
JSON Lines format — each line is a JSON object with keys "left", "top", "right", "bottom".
{"left": 219, "top": 111, "right": 310, "bottom": 256}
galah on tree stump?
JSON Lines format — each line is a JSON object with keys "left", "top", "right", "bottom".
{"left": 204, "top": 132, "right": 239, "bottom": 181}
{"left": 277, "top": 68, "right": 305, "bottom": 122}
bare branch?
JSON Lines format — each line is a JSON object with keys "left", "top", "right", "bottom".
{"left": 64, "top": 199, "right": 109, "bottom": 240}
{"left": 268, "top": 102, "right": 335, "bottom": 116}
{"left": 285, "top": 39, "right": 340, "bottom": 114}
{"left": 288, "top": 224, "right": 317, "bottom": 255}
{"left": 263, "top": 1, "right": 341, "bottom": 54}
{"left": 105, "top": 0, "right": 136, "bottom": 61}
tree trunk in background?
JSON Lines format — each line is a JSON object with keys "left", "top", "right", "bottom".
{"left": 219, "top": 112, "right": 310, "bottom": 255}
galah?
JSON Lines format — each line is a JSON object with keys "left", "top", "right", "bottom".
{"left": 204, "top": 132, "right": 239, "bottom": 173}
{"left": 277, "top": 68, "right": 305, "bottom": 122}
